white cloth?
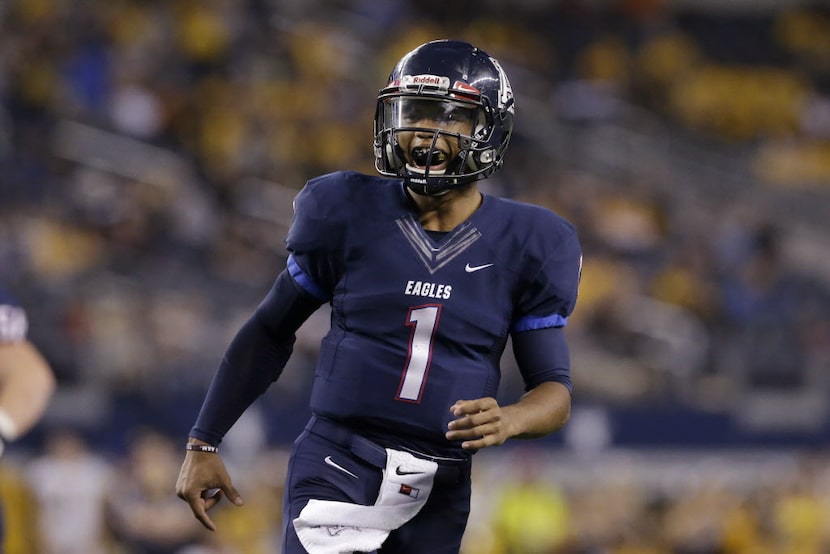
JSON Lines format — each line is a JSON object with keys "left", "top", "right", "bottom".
{"left": 293, "top": 448, "right": 438, "bottom": 554}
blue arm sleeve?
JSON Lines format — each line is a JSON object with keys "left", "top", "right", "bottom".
{"left": 190, "top": 269, "right": 324, "bottom": 445}
{"left": 511, "top": 326, "right": 572, "bottom": 395}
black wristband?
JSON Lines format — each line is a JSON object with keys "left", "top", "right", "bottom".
{"left": 186, "top": 443, "right": 219, "bottom": 453}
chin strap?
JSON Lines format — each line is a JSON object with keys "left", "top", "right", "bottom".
{"left": 405, "top": 180, "right": 452, "bottom": 197}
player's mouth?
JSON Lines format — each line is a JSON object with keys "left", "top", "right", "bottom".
{"left": 410, "top": 146, "right": 449, "bottom": 171}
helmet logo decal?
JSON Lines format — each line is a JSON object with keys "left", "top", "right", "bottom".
{"left": 450, "top": 81, "right": 480, "bottom": 101}
{"left": 489, "top": 57, "right": 514, "bottom": 113}
{"left": 400, "top": 74, "right": 450, "bottom": 92}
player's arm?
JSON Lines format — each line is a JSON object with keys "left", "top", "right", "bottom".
{"left": 445, "top": 326, "right": 572, "bottom": 449}
{"left": 176, "top": 268, "right": 323, "bottom": 530}
{"left": 187, "top": 267, "right": 323, "bottom": 445}
{"left": 0, "top": 301, "right": 56, "bottom": 455}
{"left": 501, "top": 326, "right": 572, "bottom": 438}
{"left": 447, "top": 214, "right": 581, "bottom": 450}
{"left": 178, "top": 178, "right": 340, "bottom": 530}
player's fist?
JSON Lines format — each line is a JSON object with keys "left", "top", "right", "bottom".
{"left": 445, "top": 397, "right": 513, "bottom": 450}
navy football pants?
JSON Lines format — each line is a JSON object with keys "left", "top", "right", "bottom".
{"left": 281, "top": 418, "right": 471, "bottom": 553}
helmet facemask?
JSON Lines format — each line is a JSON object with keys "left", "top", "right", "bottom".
{"left": 374, "top": 96, "right": 496, "bottom": 196}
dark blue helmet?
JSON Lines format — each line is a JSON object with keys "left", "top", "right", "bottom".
{"left": 374, "top": 40, "right": 515, "bottom": 196}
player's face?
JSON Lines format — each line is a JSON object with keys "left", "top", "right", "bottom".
{"left": 385, "top": 98, "right": 479, "bottom": 172}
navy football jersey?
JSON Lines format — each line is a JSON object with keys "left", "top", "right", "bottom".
{"left": 287, "top": 171, "right": 581, "bottom": 457}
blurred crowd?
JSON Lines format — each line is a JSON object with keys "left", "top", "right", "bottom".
{"left": 1, "top": 431, "right": 830, "bottom": 553}
{"left": 2, "top": 0, "right": 830, "bottom": 552}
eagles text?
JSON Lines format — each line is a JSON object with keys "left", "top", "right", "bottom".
{"left": 404, "top": 280, "right": 452, "bottom": 299}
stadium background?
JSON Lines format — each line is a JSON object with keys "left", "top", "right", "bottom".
{"left": 1, "top": 0, "right": 830, "bottom": 551}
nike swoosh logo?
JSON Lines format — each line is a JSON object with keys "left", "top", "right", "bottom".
{"left": 465, "top": 263, "right": 494, "bottom": 273}
{"left": 324, "top": 455, "right": 358, "bottom": 478}
{"left": 395, "top": 466, "right": 425, "bottom": 476}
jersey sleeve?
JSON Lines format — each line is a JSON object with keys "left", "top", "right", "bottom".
{"left": 284, "top": 174, "right": 347, "bottom": 301}
{"left": 511, "top": 216, "right": 582, "bottom": 333}
{"left": 0, "top": 289, "right": 28, "bottom": 343}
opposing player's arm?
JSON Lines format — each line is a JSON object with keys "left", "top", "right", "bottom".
{"left": 0, "top": 339, "right": 56, "bottom": 445}
{"left": 0, "top": 299, "right": 56, "bottom": 452}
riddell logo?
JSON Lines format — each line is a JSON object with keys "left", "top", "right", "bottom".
{"left": 410, "top": 75, "right": 440, "bottom": 85}
{"left": 401, "top": 74, "right": 450, "bottom": 91}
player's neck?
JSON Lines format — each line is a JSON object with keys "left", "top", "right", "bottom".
{"left": 408, "top": 184, "right": 483, "bottom": 232}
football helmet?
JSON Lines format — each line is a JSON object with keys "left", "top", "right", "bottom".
{"left": 374, "top": 40, "right": 515, "bottom": 196}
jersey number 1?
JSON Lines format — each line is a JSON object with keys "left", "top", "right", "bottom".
{"left": 397, "top": 304, "right": 441, "bottom": 402}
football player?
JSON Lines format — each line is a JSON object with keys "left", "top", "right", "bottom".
{"left": 176, "top": 39, "right": 582, "bottom": 553}
{"left": 0, "top": 287, "right": 56, "bottom": 541}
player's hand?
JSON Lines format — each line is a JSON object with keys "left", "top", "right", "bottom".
{"left": 445, "top": 397, "right": 513, "bottom": 451}
{"left": 175, "top": 442, "right": 244, "bottom": 532}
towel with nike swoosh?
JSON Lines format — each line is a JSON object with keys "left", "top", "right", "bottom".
{"left": 293, "top": 449, "right": 438, "bottom": 553}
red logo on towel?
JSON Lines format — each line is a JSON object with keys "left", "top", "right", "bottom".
{"left": 399, "top": 484, "right": 420, "bottom": 498}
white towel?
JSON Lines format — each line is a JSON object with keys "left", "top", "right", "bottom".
{"left": 293, "top": 448, "right": 438, "bottom": 554}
